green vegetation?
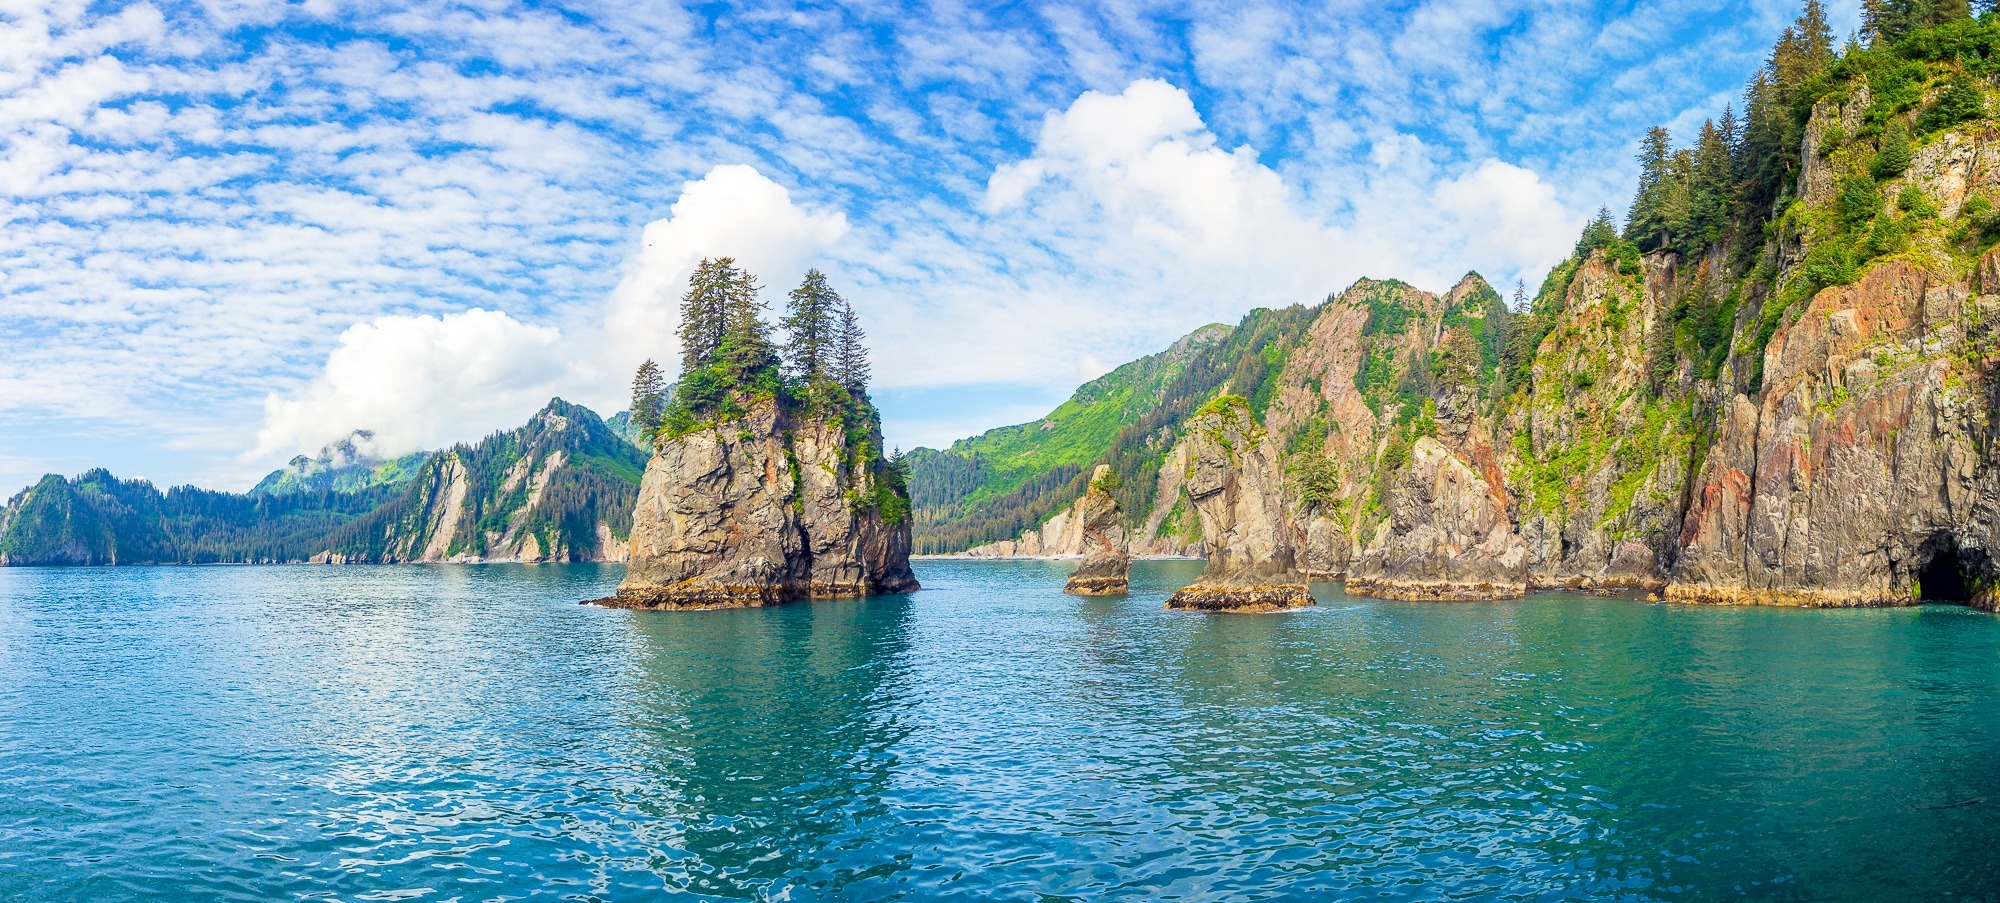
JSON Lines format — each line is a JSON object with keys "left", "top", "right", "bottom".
{"left": 908, "top": 303, "right": 1321, "bottom": 553}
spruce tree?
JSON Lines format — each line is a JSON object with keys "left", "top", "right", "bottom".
{"left": 1691, "top": 119, "right": 1734, "bottom": 249}
{"left": 1866, "top": 0, "right": 1971, "bottom": 43}
{"left": 1921, "top": 75, "right": 1985, "bottom": 134}
{"left": 1627, "top": 127, "right": 1673, "bottom": 250}
{"left": 1574, "top": 207, "right": 1618, "bottom": 257}
{"left": 835, "top": 299, "right": 871, "bottom": 396}
{"left": 716, "top": 260, "right": 776, "bottom": 384}
{"left": 783, "top": 269, "right": 841, "bottom": 389}
{"left": 677, "top": 258, "right": 729, "bottom": 376}
{"left": 630, "top": 359, "right": 666, "bottom": 436}
{"left": 1873, "top": 119, "right": 1913, "bottom": 179}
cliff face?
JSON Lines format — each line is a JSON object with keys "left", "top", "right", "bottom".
{"left": 1162, "top": 400, "right": 1314, "bottom": 611}
{"left": 1672, "top": 258, "right": 2000, "bottom": 608}
{"left": 602, "top": 397, "right": 918, "bottom": 609}
{"left": 1064, "top": 465, "right": 1130, "bottom": 595}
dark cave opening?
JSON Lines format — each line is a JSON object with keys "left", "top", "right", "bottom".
{"left": 1916, "top": 533, "right": 1970, "bottom": 604}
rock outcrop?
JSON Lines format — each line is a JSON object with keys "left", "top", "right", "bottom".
{"left": 1669, "top": 258, "right": 2000, "bottom": 609}
{"left": 1348, "top": 437, "right": 1529, "bottom": 599}
{"left": 912, "top": 42, "right": 2000, "bottom": 611}
{"left": 595, "top": 398, "right": 919, "bottom": 610}
{"left": 1064, "top": 465, "right": 1131, "bottom": 595}
{"left": 1163, "top": 399, "right": 1314, "bottom": 612}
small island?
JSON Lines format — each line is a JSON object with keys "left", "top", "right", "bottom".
{"left": 592, "top": 260, "right": 919, "bottom": 609}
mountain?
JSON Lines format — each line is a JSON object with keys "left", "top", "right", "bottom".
{"left": 0, "top": 399, "right": 646, "bottom": 566}
{"left": 913, "top": 15, "right": 2000, "bottom": 609}
{"left": 313, "top": 398, "right": 645, "bottom": 563}
{"left": 250, "top": 430, "right": 430, "bottom": 496}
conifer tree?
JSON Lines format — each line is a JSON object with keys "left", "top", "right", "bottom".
{"left": 782, "top": 269, "right": 841, "bottom": 388}
{"left": 677, "top": 258, "right": 729, "bottom": 376}
{"left": 716, "top": 262, "right": 776, "bottom": 383}
{"left": 1865, "top": 0, "right": 1971, "bottom": 43}
{"left": 630, "top": 359, "right": 666, "bottom": 436}
{"left": 1690, "top": 119, "right": 1734, "bottom": 249}
{"left": 1627, "top": 127, "right": 1674, "bottom": 250}
{"left": 1873, "top": 119, "right": 1913, "bottom": 179}
{"left": 1921, "top": 75, "right": 1986, "bottom": 133}
{"left": 835, "top": 299, "right": 871, "bottom": 396}
{"left": 1575, "top": 207, "right": 1618, "bottom": 257}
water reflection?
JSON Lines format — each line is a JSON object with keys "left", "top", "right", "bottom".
{"left": 620, "top": 596, "right": 917, "bottom": 897}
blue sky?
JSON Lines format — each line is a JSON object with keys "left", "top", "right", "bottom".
{"left": 0, "top": 0, "right": 1862, "bottom": 494}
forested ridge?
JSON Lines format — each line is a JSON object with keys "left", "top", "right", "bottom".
{"left": 0, "top": 399, "right": 645, "bottom": 565}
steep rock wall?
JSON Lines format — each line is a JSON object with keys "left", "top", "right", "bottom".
{"left": 601, "top": 399, "right": 918, "bottom": 609}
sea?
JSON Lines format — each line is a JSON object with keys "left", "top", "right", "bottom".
{"left": 2, "top": 559, "right": 1998, "bottom": 900}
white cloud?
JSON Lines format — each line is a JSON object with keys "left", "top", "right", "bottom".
{"left": 254, "top": 308, "right": 573, "bottom": 459}
{"left": 254, "top": 163, "right": 850, "bottom": 459}
{"left": 600, "top": 164, "right": 848, "bottom": 383}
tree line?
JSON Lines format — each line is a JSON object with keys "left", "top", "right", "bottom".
{"left": 629, "top": 258, "right": 876, "bottom": 438}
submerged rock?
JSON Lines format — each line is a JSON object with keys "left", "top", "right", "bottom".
{"left": 1064, "top": 466, "right": 1131, "bottom": 595}
{"left": 593, "top": 397, "right": 918, "bottom": 610}
{"left": 1163, "top": 399, "right": 1314, "bottom": 612}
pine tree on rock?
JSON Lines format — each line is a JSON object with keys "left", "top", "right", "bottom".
{"left": 836, "top": 299, "right": 871, "bottom": 396}
{"left": 1627, "top": 127, "right": 1673, "bottom": 250}
{"left": 630, "top": 359, "right": 667, "bottom": 436}
{"left": 1873, "top": 119, "right": 1913, "bottom": 179}
{"left": 677, "top": 258, "right": 730, "bottom": 376}
{"left": 1865, "top": 0, "right": 1971, "bottom": 44}
{"left": 716, "top": 263, "right": 777, "bottom": 385}
{"left": 783, "top": 269, "right": 841, "bottom": 396}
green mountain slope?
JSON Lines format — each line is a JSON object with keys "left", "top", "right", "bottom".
{"left": 908, "top": 303, "right": 1328, "bottom": 552}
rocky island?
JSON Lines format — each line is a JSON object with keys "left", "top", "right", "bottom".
{"left": 593, "top": 261, "right": 918, "bottom": 610}
{"left": 1063, "top": 465, "right": 1131, "bottom": 595}
{"left": 1161, "top": 397, "right": 1314, "bottom": 612}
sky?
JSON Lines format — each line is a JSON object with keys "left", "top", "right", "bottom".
{"left": 0, "top": 0, "right": 1863, "bottom": 495}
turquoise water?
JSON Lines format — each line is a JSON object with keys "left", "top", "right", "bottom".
{"left": 2, "top": 560, "right": 1999, "bottom": 900}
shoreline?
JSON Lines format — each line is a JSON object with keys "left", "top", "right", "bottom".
{"left": 912, "top": 554, "right": 1203, "bottom": 561}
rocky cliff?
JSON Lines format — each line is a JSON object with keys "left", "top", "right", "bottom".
{"left": 918, "top": 36, "right": 2000, "bottom": 610}
{"left": 1162, "top": 399, "right": 1314, "bottom": 612}
{"left": 1064, "top": 465, "right": 1130, "bottom": 595}
{"left": 596, "top": 397, "right": 918, "bottom": 609}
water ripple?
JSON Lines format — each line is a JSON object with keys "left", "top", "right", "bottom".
{"left": 2, "top": 561, "right": 1999, "bottom": 899}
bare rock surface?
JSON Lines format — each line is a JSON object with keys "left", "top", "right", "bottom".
{"left": 1065, "top": 465, "right": 1131, "bottom": 595}
{"left": 595, "top": 398, "right": 918, "bottom": 610}
{"left": 1163, "top": 400, "right": 1314, "bottom": 612}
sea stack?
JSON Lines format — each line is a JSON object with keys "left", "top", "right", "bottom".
{"left": 1064, "top": 465, "right": 1131, "bottom": 595}
{"left": 590, "top": 259, "right": 919, "bottom": 610}
{"left": 1164, "top": 397, "right": 1314, "bottom": 612}
{"left": 596, "top": 397, "right": 918, "bottom": 609}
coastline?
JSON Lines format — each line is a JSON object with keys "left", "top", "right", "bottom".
{"left": 913, "top": 554, "right": 1202, "bottom": 561}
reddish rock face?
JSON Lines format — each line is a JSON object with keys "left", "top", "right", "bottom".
{"left": 1671, "top": 257, "right": 2000, "bottom": 609}
{"left": 599, "top": 398, "right": 918, "bottom": 610}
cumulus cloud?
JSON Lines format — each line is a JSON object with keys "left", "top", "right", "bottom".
{"left": 254, "top": 164, "right": 849, "bottom": 459}
{"left": 254, "top": 308, "right": 572, "bottom": 459}
{"left": 600, "top": 164, "right": 848, "bottom": 382}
